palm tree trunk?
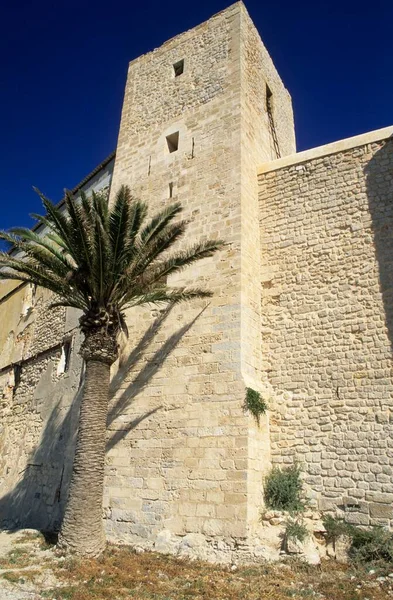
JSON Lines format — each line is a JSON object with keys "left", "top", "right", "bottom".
{"left": 57, "top": 358, "right": 111, "bottom": 556}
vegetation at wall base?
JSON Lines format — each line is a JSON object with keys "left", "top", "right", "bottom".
{"left": 322, "top": 515, "right": 352, "bottom": 545}
{"left": 284, "top": 518, "right": 309, "bottom": 544}
{"left": 323, "top": 515, "right": 393, "bottom": 566}
{"left": 264, "top": 464, "right": 305, "bottom": 513}
{"left": 3, "top": 534, "right": 393, "bottom": 600}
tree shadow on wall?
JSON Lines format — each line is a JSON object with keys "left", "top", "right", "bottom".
{"left": 0, "top": 304, "right": 205, "bottom": 532}
{"left": 364, "top": 137, "right": 393, "bottom": 351}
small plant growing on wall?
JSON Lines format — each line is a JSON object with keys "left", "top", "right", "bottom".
{"left": 322, "top": 515, "right": 351, "bottom": 548}
{"left": 284, "top": 517, "right": 309, "bottom": 545}
{"left": 264, "top": 464, "right": 304, "bottom": 513}
{"left": 244, "top": 387, "right": 268, "bottom": 425}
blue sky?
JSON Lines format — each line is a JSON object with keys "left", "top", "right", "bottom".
{"left": 1, "top": 0, "right": 392, "bottom": 231}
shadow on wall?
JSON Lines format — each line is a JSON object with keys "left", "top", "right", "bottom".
{"left": 365, "top": 138, "right": 393, "bottom": 351}
{"left": 0, "top": 304, "right": 205, "bottom": 532}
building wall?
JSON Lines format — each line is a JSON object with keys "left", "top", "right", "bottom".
{"left": 0, "top": 157, "right": 114, "bottom": 531}
{"left": 106, "top": 1, "right": 294, "bottom": 546}
{"left": 239, "top": 7, "right": 295, "bottom": 527}
{"left": 258, "top": 132, "right": 393, "bottom": 526}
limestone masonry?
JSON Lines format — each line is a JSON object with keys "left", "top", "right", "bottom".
{"left": 1, "top": 2, "right": 393, "bottom": 563}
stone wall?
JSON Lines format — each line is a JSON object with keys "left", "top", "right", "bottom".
{"left": 106, "top": 1, "right": 295, "bottom": 551}
{"left": 0, "top": 157, "right": 114, "bottom": 531}
{"left": 0, "top": 281, "right": 83, "bottom": 531}
{"left": 258, "top": 132, "right": 393, "bottom": 526}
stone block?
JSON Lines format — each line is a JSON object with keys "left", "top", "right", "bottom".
{"left": 369, "top": 503, "right": 393, "bottom": 518}
{"left": 365, "top": 492, "right": 393, "bottom": 504}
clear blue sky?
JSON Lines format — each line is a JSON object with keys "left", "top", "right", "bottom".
{"left": 1, "top": 0, "right": 392, "bottom": 231}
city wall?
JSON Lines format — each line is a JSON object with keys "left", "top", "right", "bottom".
{"left": 258, "top": 127, "right": 393, "bottom": 526}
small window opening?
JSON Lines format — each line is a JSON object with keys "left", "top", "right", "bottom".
{"left": 166, "top": 132, "right": 179, "bottom": 154}
{"left": 13, "top": 364, "right": 22, "bottom": 396}
{"left": 169, "top": 182, "right": 174, "bottom": 198}
{"left": 266, "top": 83, "right": 281, "bottom": 159}
{"left": 21, "top": 283, "right": 36, "bottom": 317}
{"left": 266, "top": 84, "right": 273, "bottom": 112}
{"left": 57, "top": 340, "right": 72, "bottom": 375}
{"left": 173, "top": 59, "right": 184, "bottom": 77}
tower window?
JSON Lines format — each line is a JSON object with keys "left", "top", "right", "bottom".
{"left": 173, "top": 59, "right": 184, "bottom": 77}
{"left": 266, "top": 83, "right": 281, "bottom": 159}
{"left": 169, "top": 182, "right": 174, "bottom": 198}
{"left": 266, "top": 84, "right": 273, "bottom": 112}
{"left": 57, "top": 340, "right": 72, "bottom": 375}
{"left": 13, "top": 364, "right": 22, "bottom": 392}
{"left": 166, "top": 132, "right": 179, "bottom": 154}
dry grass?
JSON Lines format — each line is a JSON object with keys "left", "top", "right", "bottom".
{"left": 35, "top": 545, "right": 393, "bottom": 600}
{"left": 0, "top": 545, "right": 34, "bottom": 569}
{"left": 1, "top": 537, "right": 393, "bottom": 600}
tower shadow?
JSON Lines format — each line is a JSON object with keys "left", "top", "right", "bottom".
{"left": 364, "top": 137, "right": 393, "bottom": 350}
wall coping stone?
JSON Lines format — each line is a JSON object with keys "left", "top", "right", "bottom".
{"left": 257, "top": 125, "right": 393, "bottom": 175}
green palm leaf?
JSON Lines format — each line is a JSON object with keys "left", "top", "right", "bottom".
{"left": 0, "top": 184, "right": 224, "bottom": 336}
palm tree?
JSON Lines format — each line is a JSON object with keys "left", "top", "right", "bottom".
{"left": 0, "top": 185, "right": 224, "bottom": 556}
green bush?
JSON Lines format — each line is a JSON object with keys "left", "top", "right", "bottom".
{"left": 285, "top": 518, "right": 309, "bottom": 543}
{"left": 244, "top": 388, "right": 268, "bottom": 425}
{"left": 350, "top": 527, "right": 393, "bottom": 564}
{"left": 264, "top": 464, "right": 304, "bottom": 513}
{"left": 322, "top": 515, "right": 351, "bottom": 545}
{"left": 323, "top": 515, "right": 393, "bottom": 565}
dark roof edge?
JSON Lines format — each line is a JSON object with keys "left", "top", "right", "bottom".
{"left": 31, "top": 150, "right": 116, "bottom": 233}
{"left": 7, "top": 150, "right": 116, "bottom": 254}
{"left": 69, "top": 150, "right": 116, "bottom": 196}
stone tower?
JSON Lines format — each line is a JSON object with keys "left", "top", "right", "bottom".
{"left": 105, "top": 1, "right": 295, "bottom": 552}
{"left": 2, "top": 0, "right": 393, "bottom": 565}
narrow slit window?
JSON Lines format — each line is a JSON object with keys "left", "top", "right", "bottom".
{"left": 266, "top": 83, "right": 281, "bottom": 159}
{"left": 13, "top": 364, "right": 22, "bottom": 397}
{"left": 63, "top": 340, "right": 72, "bottom": 372}
{"left": 266, "top": 83, "right": 273, "bottom": 112}
{"left": 57, "top": 340, "right": 72, "bottom": 375}
{"left": 173, "top": 59, "right": 184, "bottom": 77}
{"left": 169, "top": 182, "right": 174, "bottom": 198}
{"left": 166, "top": 132, "right": 179, "bottom": 154}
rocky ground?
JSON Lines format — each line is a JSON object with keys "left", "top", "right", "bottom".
{"left": 0, "top": 530, "right": 62, "bottom": 599}
{"left": 1, "top": 529, "right": 393, "bottom": 599}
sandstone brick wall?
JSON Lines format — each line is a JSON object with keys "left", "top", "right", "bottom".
{"left": 0, "top": 281, "right": 83, "bottom": 531}
{"left": 106, "top": 1, "right": 295, "bottom": 548}
{"left": 239, "top": 6, "right": 295, "bottom": 528}
{"left": 258, "top": 135, "right": 393, "bottom": 526}
{"left": 0, "top": 159, "right": 114, "bottom": 531}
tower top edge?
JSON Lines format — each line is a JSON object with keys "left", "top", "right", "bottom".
{"left": 127, "top": 1, "right": 249, "bottom": 67}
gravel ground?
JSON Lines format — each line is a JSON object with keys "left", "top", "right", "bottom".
{"left": 0, "top": 530, "right": 58, "bottom": 600}
{"left": 0, "top": 579, "right": 41, "bottom": 600}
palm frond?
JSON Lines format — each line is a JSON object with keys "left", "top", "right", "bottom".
{"left": 140, "top": 202, "right": 183, "bottom": 245}
{"left": 33, "top": 188, "right": 74, "bottom": 253}
{"left": 9, "top": 227, "right": 76, "bottom": 271}
{"left": 109, "top": 185, "right": 131, "bottom": 270}
{"left": 0, "top": 185, "right": 224, "bottom": 334}
{"left": 123, "top": 286, "right": 213, "bottom": 309}
{"left": 0, "top": 254, "right": 70, "bottom": 297}
{"left": 64, "top": 191, "right": 95, "bottom": 274}
{"left": 135, "top": 239, "right": 226, "bottom": 287}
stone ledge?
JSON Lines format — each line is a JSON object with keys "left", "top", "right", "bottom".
{"left": 257, "top": 125, "right": 393, "bottom": 175}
